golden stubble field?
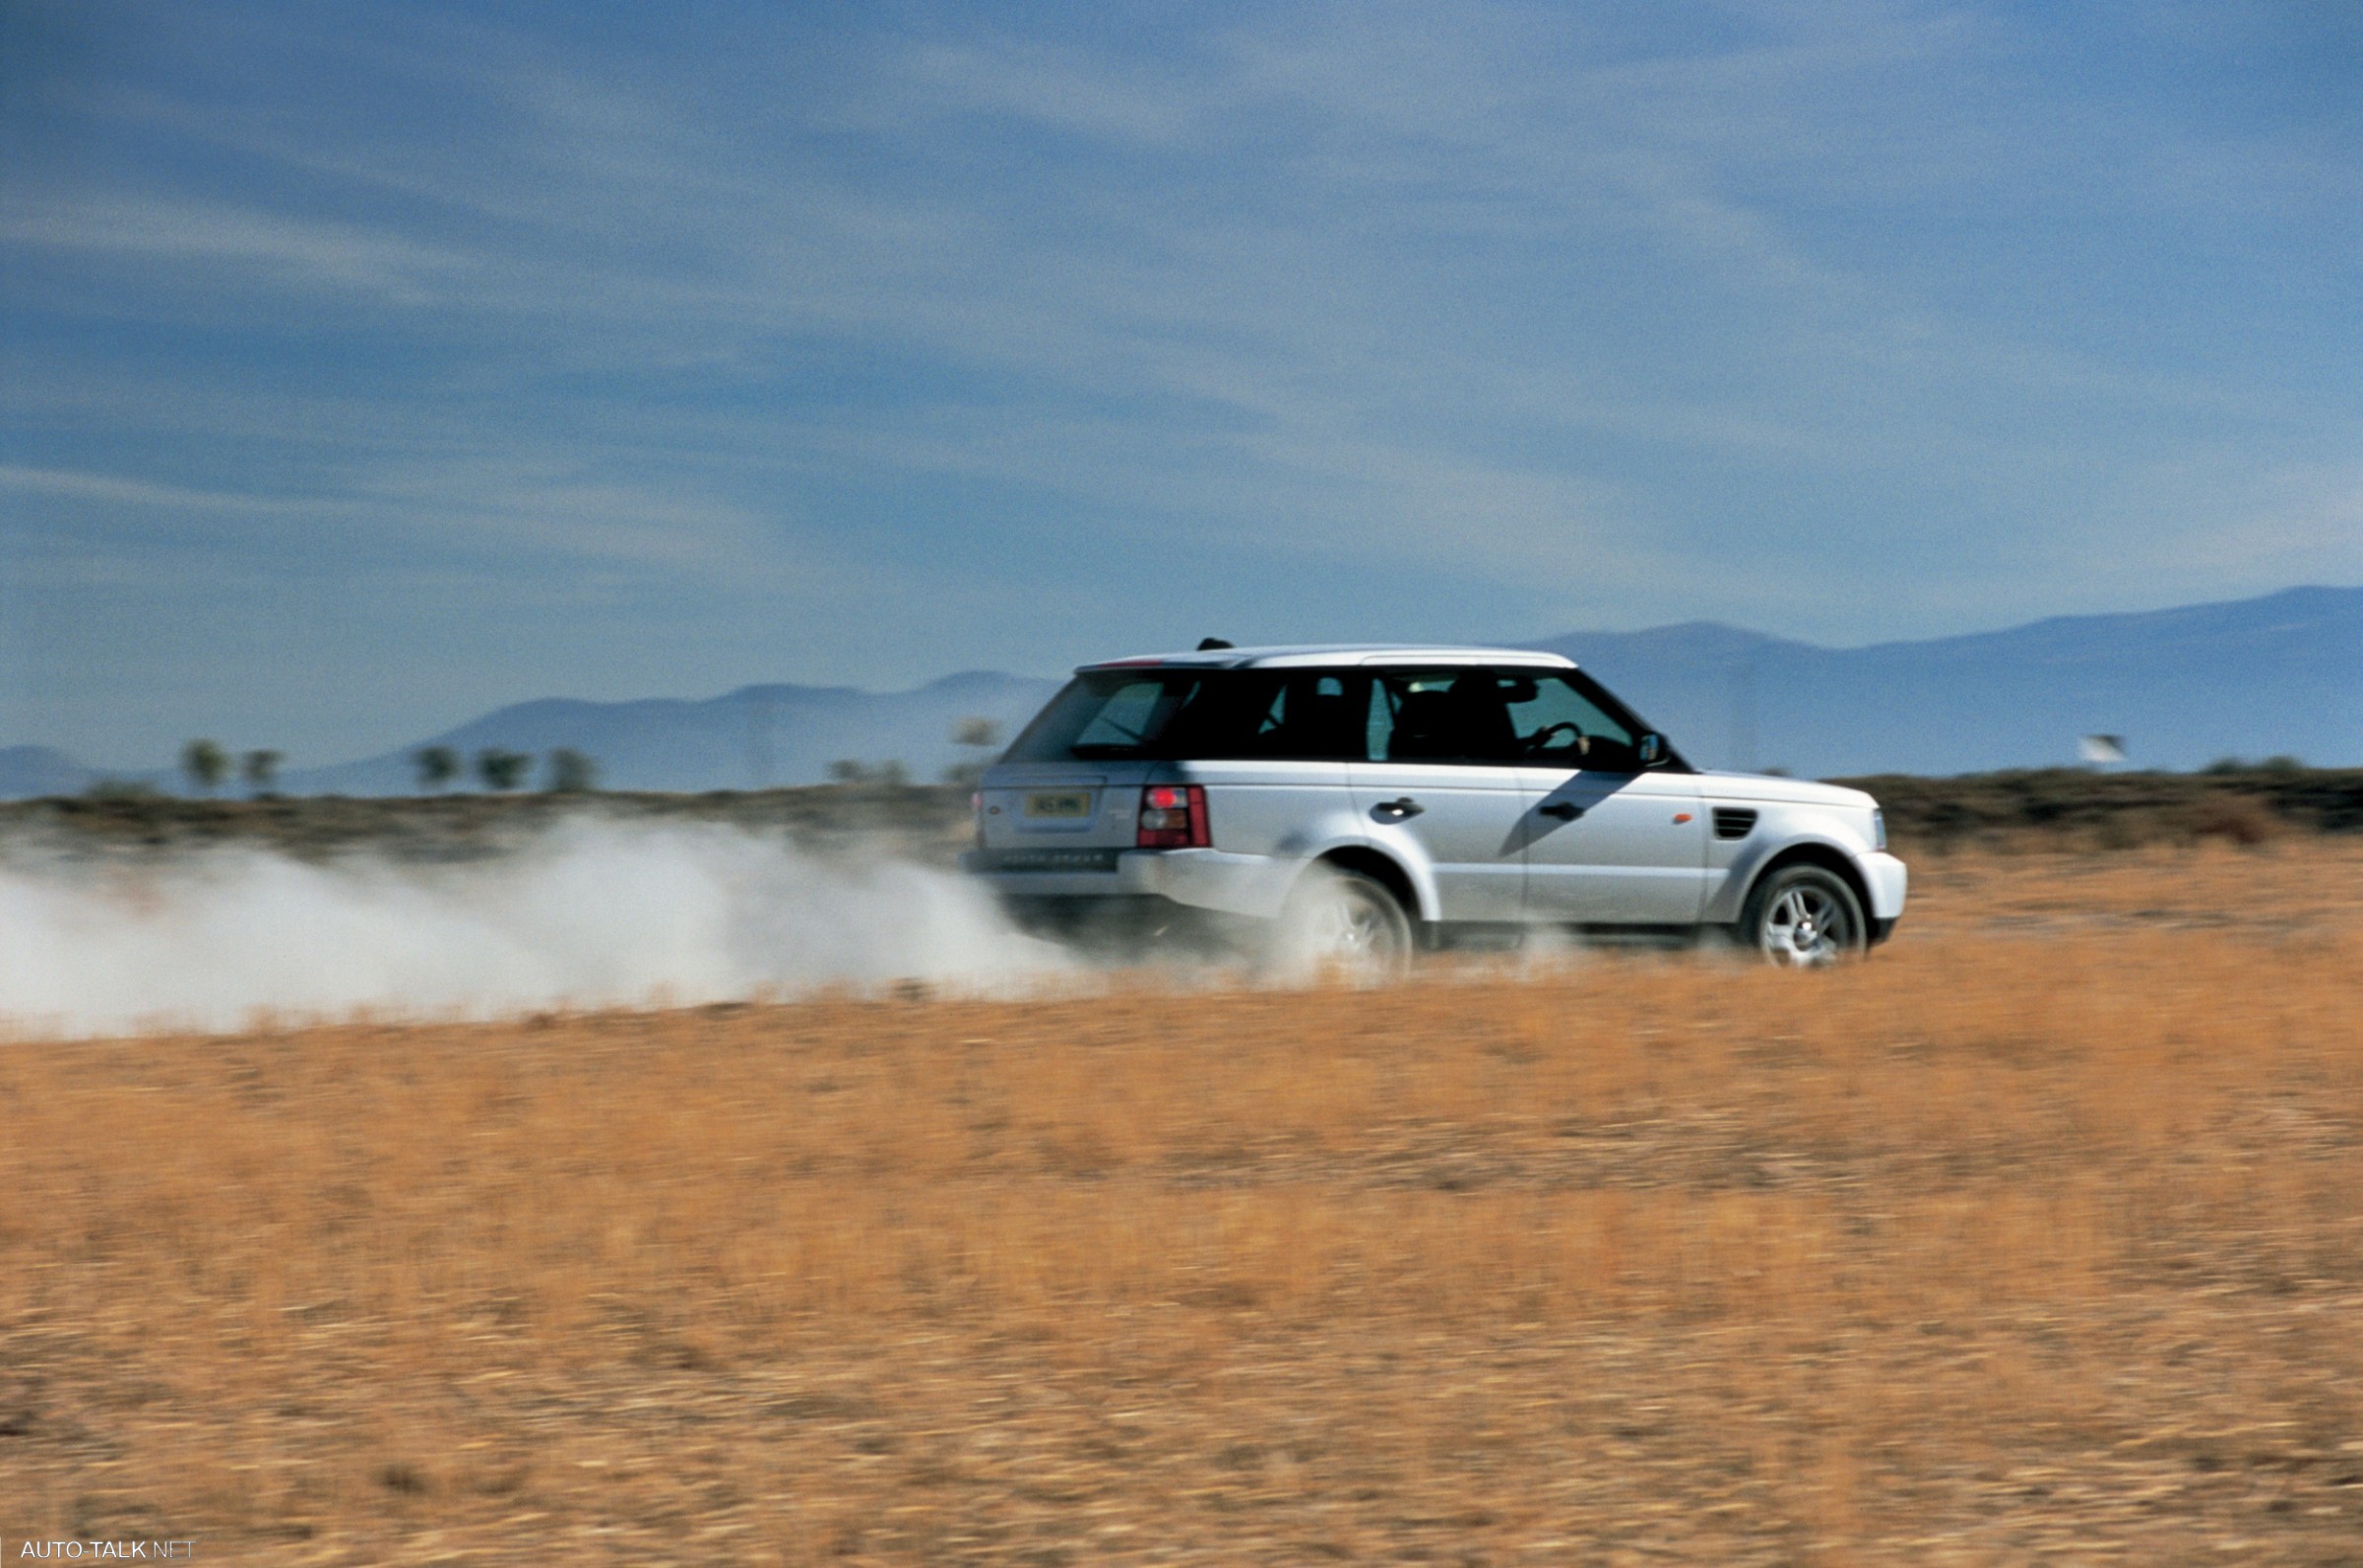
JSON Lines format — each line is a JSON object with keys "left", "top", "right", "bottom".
{"left": 3, "top": 841, "right": 2362, "bottom": 1564}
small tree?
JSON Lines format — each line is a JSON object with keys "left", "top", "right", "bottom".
{"left": 877, "top": 759, "right": 910, "bottom": 787}
{"left": 826, "top": 759, "right": 869, "bottom": 786}
{"left": 85, "top": 778, "right": 163, "bottom": 802}
{"left": 415, "top": 745, "right": 461, "bottom": 792}
{"left": 180, "top": 738, "right": 228, "bottom": 796}
{"left": 477, "top": 748, "right": 532, "bottom": 791}
{"left": 545, "top": 747, "right": 599, "bottom": 793}
{"left": 943, "top": 716, "right": 1005, "bottom": 786}
{"left": 241, "top": 749, "right": 283, "bottom": 798}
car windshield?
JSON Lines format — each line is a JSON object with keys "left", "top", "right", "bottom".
{"left": 1004, "top": 669, "right": 1364, "bottom": 762}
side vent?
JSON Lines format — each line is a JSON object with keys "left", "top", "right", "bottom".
{"left": 1712, "top": 807, "right": 1758, "bottom": 841}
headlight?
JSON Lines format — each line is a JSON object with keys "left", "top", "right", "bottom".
{"left": 1872, "top": 808, "right": 1887, "bottom": 851}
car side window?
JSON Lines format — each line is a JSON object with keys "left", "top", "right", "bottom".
{"left": 1250, "top": 672, "right": 1361, "bottom": 760}
{"left": 1365, "top": 670, "right": 1521, "bottom": 765}
{"left": 1502, "top": 671, "right": 1639, "bottom": 771}
{"left": 1156, "top": 670, "right": 1364, "bottom": 760}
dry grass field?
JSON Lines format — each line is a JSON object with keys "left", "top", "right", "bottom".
{"left": 4, "top": 841, "right": 2362, "bottom": 1563}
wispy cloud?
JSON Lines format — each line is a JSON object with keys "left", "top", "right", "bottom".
{"left": 904, "top": 39, "right": 1208, "bottom": 146}
{"left": 0, "top": 464, "right": 317, "bottom": 512}
{"left": 2, "top": 194, "right": 481, "bottom": 305}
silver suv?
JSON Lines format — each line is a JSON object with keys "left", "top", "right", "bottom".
{"left": 963, "top": 645, "right": 1906, "bottom": 967}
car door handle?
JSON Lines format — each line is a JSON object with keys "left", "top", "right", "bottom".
{"left": 1373, "top": 797, "right": 1424, "bottom": 819}
{"left": 1537, "top": 801, "right": 1584, "bottom": 821}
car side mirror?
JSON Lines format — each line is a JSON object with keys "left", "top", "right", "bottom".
{"left": 1637, "top": 733, "right": 1665, "bottom": 768}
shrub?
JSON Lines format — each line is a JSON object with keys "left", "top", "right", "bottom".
{"left": 475, "top": 749, "right": 532, "bottom": 791}
{"left": 83, "top": 778, "right": 164, "bottom": 802}
{"left": 2185, "top": 794, "right": 2279, "bottom": 847}
{"left": 545, "top": 748, "right": 599, "bottom": 793}
{"left": 414, "top": 746, "right": 461, "bottom": 791}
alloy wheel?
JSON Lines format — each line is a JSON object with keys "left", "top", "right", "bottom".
{"left": 1759, "top": 882, "right": 1850, "bottom": 967}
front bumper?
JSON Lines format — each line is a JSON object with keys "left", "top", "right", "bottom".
{"left": 1861, "top": 850, "right": 1908, "bottom": 921}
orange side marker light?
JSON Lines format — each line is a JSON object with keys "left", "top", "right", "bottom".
{"left": 1673, "top": 812, "right": 1693, "bottom": 823}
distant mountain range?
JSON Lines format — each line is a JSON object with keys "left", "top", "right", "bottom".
{"left": 5, "top": 586, "right": 2356, "bottom": 797}
{"left": 279, "top": 671, "right": 1069, "bottom": 795}
{"left": 1534, "top": 585, "right": 2362, "bottom": 776}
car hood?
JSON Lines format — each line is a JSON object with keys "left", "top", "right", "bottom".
{"left": 1693, "top": 772, "right": 1878, "bottom": 810}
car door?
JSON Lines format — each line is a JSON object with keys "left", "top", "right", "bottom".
{"left": 1347, "top": 666, "right": 1530, "bottom": 922}
{"left": 1503, "top": 669, "right": 1708, "bottom": 925}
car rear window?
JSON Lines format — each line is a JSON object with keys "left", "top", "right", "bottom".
{"left": 1005, "top": 669, "right": 1363, "bottom": 762}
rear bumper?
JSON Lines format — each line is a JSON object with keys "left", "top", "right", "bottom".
{"left": 961, "top": 847, "right": 1293, "bottom": 920}
{"left": 987, "top": 893, "right": 1251, "bottom": 955}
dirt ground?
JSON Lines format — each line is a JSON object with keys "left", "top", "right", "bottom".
{"left": 2, "top": 841, "right": 2361, "bottom": 1563}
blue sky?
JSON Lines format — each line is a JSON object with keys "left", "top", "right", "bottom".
{"left": 2, "top": 0, "right": 2357, "bottom": 768}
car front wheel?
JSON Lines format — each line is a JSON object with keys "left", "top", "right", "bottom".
{"left": 1742, "top": 864, "right": 1867, "bottom": 968}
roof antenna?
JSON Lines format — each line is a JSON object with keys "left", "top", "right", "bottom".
{"left": 1196, "top": 637, "right": 1235, "bottom": 651}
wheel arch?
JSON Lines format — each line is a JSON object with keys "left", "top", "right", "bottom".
{"left": 1735, "top": 841, "right": 1875, "bottom": 934}
{"left": 1306, "top": 846, "right": 1426, "bottom": 926}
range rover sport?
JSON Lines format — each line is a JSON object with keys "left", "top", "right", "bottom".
{"left": 962, "top": 645, "right": 1906, "bottom": 969}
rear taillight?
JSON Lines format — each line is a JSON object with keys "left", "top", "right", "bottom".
{"left": 1136, "top": 784, "right": 1209, "bottom": 848}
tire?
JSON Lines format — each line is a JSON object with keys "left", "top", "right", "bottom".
{"left": 1741, "top": 863, "right": 1867, "bottom": 968}
{"left": 1268, "top": 866, "right": 1415, "bottom": 981}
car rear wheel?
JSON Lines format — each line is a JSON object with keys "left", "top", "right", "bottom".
{"left": 1742, "top": 864, "right": 1867, "bottom": 968}
{"left": 1270, "top": 866, "right": 1414, "bottom": 981}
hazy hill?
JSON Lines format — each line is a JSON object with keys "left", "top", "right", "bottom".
{"left": 1535, "top": 586, "right": 2362, "bottom": 776}
{"left": 281, "top": 671, "right": 1065, "bottom": 795}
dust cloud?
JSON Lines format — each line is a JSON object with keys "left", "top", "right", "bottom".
{"left": 0, "top": 818, "right": 1069, "bottom": 1039}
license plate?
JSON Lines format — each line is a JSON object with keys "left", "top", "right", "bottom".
{"left": 1024, "top": 790, "right": 1094, "bottom": 819}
